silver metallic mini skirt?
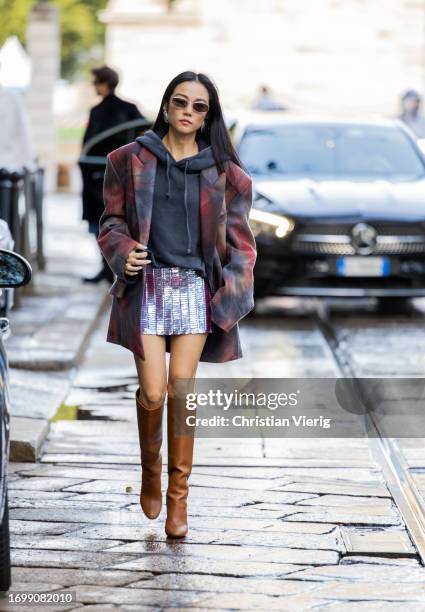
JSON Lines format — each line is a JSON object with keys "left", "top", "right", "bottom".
{"left": 140, "top": 265, "right": 213, "bottom": 335}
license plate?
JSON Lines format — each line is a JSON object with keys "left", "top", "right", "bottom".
{"left": 336, "top": 256, "right": 390, "bottom": 277}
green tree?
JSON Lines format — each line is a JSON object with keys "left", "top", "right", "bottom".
{"left": 0, "top": 0, "right": 109, "bottom": 79}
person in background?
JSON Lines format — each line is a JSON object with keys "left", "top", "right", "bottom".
{"left": 398, "top": 89, "right": 425, "bottom": 139}
{"left": 252, "top": 84, "right": 287, "bottom": 111}
{"left": 80, "top": 65, "right": 145, "bottom": 283}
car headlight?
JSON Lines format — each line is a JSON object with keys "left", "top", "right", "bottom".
{"left": 249, "top": 207, "right": 294, "bottom": 239}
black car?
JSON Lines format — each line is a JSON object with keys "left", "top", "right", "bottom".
{"left": 0, "top": 250, "right": 32, "bottom": 592}
{"left": 233, "top": 113, "right": 425, "bottom": 304}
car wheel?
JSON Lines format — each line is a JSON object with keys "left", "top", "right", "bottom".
{"left": 0, "top": 493, "right": 11, "bottom": 592}
{"left": 376, "top": 297, "right": 411, "bottom": 315}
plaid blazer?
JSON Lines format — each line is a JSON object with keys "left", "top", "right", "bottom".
{"left": 97, "top": 141, "right": 257, "bottom": 363}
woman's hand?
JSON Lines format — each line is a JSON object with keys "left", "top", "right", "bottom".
{"left": 125, "top": 243, "right": 151, "bottom": 276}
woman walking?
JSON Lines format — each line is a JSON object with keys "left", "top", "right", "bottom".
{"left": 97, "top": 71, "right": 257, "bottom": 538}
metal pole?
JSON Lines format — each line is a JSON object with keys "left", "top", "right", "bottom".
{"left": 9, "top": 171, "right": 25, "bottom": 308}
{"left": 22, "top": 170, "right": 32, "bottom": 264}
{"left": 9, "top": 171, "right": 24, "bottom": 256}
{"left": 34, "top": 167, "right": 45, "bottom": 270}
{"left": 0, "top": 169, "right": 12, "bottom": 227}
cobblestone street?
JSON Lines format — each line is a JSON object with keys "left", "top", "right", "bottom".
{"left": 6, "top": 0, "right": 425, "bottom": 608}
{"left": 4, "top": 269, "right": 425, "bottom": 609}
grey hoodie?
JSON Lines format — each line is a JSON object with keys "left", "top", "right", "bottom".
{"left": 135, "top": 129, "right": 218, "bottom": 278}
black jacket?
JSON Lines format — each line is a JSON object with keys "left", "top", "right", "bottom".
{"left": 80, "top": 93, "right": 144, "bottom": 223}
{"left": 82, "top": 93, "right": 143, "bottom": 145}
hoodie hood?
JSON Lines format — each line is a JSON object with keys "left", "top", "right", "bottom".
{"left": 136, "top": 128, "right": 217, "bottom": 191}
{"left": 135, "top": 129, "right": 221, "bottom": 256}
{"left": 136, "top": 128, "right": 216, "bottom": 167}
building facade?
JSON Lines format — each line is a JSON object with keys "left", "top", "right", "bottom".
{"left": 99, "top": 0, "right": 425, "bottom": 117}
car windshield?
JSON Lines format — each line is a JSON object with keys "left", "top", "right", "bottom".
{"left": 238, "top": 124, "right": 425, "bottom": 180}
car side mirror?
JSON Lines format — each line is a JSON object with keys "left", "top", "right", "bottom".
{"left": 0, "top": 249, "right": 32, "bottom": 288}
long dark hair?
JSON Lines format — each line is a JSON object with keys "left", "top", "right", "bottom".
{"left": 152, "top": 71, "right": 243, "bottom": 175}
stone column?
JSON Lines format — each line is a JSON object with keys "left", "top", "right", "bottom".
{"left": 26, "top": 1, "right": 60, "bottom": 192}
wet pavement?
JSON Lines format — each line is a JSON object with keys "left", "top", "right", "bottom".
{"left": 7, "top": 193, "right": 108, "bottom": 461}
{"left": 4, "top": 294, "right": 425, "bottom": 609}
{"left": 317, "top": 299, "right": 425, "bottom": 561}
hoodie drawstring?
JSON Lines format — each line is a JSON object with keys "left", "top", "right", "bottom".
{"left": 166, "top": 153, "right": 171, "bottom": 198}
{"left": 184, "top": 161, "right": 191, "bottom": 254}
{"left": 166, "top": 153, "right": 191, "bottom": 255}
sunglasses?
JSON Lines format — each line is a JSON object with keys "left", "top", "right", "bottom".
{"left": 170, "top": 96, "right": 209, "bottom": 114}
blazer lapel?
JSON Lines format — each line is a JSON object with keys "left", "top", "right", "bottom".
{"left": 131, "top": 145, "right": 157, "bottom": 246}
{"left": 200, "top": 166, "right": 226, "bottom": 265}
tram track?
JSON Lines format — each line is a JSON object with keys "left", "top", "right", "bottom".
{"left": 312, "top": 298, "right": 425, "bottom": 565}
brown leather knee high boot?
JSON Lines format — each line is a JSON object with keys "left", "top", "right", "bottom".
{"left": 165, "top": 394, "right": 196, "bottom": 538}
{"left": 135, "top": 387, "right": 164, "bottom": 519}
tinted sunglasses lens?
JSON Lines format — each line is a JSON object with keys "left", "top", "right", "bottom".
{"left": 193, "top": 102, "right": 209, "bottom": 113}
{"left": 171, "top": 97, "right": 187, "bottom": 109}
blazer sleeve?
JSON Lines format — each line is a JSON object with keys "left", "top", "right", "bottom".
{"left": 210, "top": 171, "right": 257, "bottom": 332}
{"left": 97, "top": 154, "right": 141, "bottom": 283}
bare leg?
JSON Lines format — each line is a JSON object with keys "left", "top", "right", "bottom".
{"left": 165, "top": 332, "right": 209, "bottom": 537}
{"left": 134, "top": 334, "right": 167, "bottom": 407}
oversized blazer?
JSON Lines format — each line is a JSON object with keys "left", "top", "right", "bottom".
{"left": 97, "top": 140, "right": 257, "bottom": 363}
